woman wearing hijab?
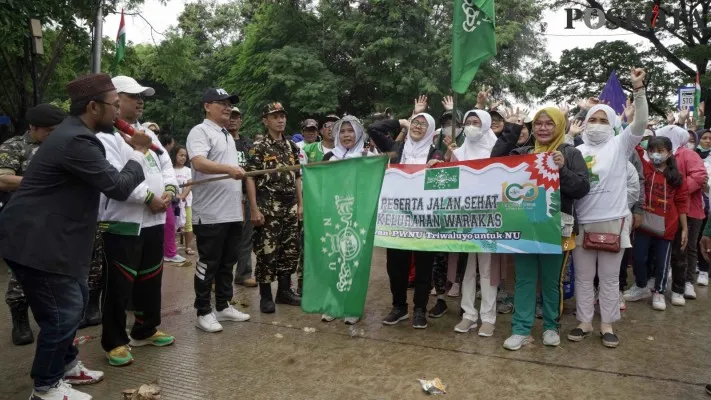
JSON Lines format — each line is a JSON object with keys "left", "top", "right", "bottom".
{"left": 491, "top": 107, "right": 590, "bottom": 350}
{"left": 656, "top": 124, "right": 708, "bottom": 303}
{"left": 320, "top": 116, "right": 370, "bottom": 324}
{"left": 569, "top": 68, "right": 648, "bottom": 348}
{"left": 695, "top": 129, "right": 711, "bottom": 285}
{"left": 448, "top": 110, "right": 500, "bottom": 336}
{"left": 368, "top": 113, "right": 443, "bottom": 329}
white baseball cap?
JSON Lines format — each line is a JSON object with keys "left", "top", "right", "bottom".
{"left": 111, "top": 75, "right": 155, "bottom": 96}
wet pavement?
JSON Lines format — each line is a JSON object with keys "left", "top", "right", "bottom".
{"left": 1, "top": 248, "right": 710, "bottom": 399}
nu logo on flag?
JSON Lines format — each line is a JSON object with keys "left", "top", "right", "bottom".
{"left": 424, "top": 167, "right": 459, "bottom": 190}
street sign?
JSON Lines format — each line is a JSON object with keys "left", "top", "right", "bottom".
{"left": 678, "top": 86, "right": 696, "bottom": 110}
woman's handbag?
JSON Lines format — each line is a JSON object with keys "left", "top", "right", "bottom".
{"left": 582, "top": 219, "right": 625, "bottom": 253}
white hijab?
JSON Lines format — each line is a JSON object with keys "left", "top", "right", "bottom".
{"left": 453, "top": 109, "right": 497, "bottom": 161}
{"left": 331, "top": 116, "right": 366, "bottom": 160}
{"left": 582, "top": 104, "right": 622, "bottom": 146}
{"left": 402, "top": 113, "right": 436, "bottom": 164}
{"left": 656, "top": 125, "right": 691, "bottom": 153}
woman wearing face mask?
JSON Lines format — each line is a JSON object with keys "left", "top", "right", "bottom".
{"left": 695, "top": 130, "right": 711, "bottom": 285}
{"left": 368, "top": 112, "right": 443, "bottom": 329}
{"left": 446, "top": 110, "right": 500, "bottom": 336}
{"left": 490, "top": 107, "right": 590, "bottom": 350}
{"left": 569, "top": 68, "right": 648, "bottom": 348}
{"left": 624, "top": 137, "right": 688, "bottom": 311}
{"left": 656, "top": 125, "right": 708, "bottom": 303}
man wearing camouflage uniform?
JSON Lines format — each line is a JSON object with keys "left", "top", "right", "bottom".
{"left": 0, "top": 104, "right": 67, "bottom": 345}
{"left": 246, "top": 102, "right": 302, "bottom": 313}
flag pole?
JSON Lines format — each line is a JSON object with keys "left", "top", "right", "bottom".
{"left": 91, "top": 0, "right": 104, "bottom": 73}
{"left": 451, "top": 93, "right": 458, "bottom": 145}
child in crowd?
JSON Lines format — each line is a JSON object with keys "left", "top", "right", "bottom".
{"left": 171, "top": 145, "right": 195, "bottom": 255}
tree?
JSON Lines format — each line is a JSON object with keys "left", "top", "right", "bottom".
{"left": 0, "top": 0, "right": 148, "bottom": 137}
{"left": 531, "top": 40, "right": 682, "bottom": 116}
{"left": 553, "top": 0, "right": 711, "bottom": 126}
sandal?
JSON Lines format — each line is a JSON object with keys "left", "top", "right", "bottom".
{"left": 567, "top": 327, "right": 592, "bottom": 342}
{"left": 600, "top": 332, "right": 619, "bottom": 348}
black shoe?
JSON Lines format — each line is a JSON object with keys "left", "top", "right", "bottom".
{"left": 705, "top": 384, "right": 711, "bottom": 395}
{"left": 259, "top": 283, "right": 275, "bottom": 313}
{"left": 567, "top": 327, "right": 592, "bottom": 342}
{"left": 427, "top": 299, "right": 447, "bottom": 318}
{"left": 10, "top": 304, "right": 34, "bottom": 346}
{"left": 79, "top": 291, "right": 102, "bottom": 329}
{"left": 600, "top": 332, "right": 619, "bottom": 348}
{"left": 412, "top": 308, "right": 427, "bottom": 329}
{"left": 275, "top": 276, "right": 301, "bottom": 306}
{"left": 382, "top": 307, "right": 409, "bottom": 325}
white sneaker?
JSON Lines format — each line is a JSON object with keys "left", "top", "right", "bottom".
{"left": 684, "top": 282, "right": 697, "bottom": 299}
{"left": 647, "top": 278, "right": 656, "bottom": 290}
{"left": 542, "top": 330, "right": 560, "bottom": 346}
{"left": 453, "top": 318, "right": 477, "bottom": 333}
{"left": 698, "top": 271, "right": 709, "bottom": 286}
{"left": 671, "top": 292, "right": 686, "bottom": 306}
{"left": 164, "top": 254, "right": 186, "bottom": 263}
{"left": 321, "top": 314, "right": 336, "bottom": 322}
{"left": 503, "top": 334, "right": 532, "bottom": 351}
{"left": 619, "top": 291, "right": 627, "bottom": 311}
{"left": 30, "top": 381, "right": 92, "bottom": 400}
{"left": 63, "top": 361, "right": 104, "bottom": 386}
{"left": 215, "top": 305, "right": 250, "bottom": 322}
{"left": 196, "top": 312, "right": 223, "bottom": 332}
{"left": 652, "top": 293, "right": 666, "bottom": 311}
{"left": 623, "top": 286, "right": 651, "bottom": 302}
{"left": 447, "top": 283, "right": 461, "bottom": 297}
{"left": 344, "top": 317, "right": 360, "bottom": 325}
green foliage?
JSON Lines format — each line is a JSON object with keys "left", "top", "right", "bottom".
{"left": 531, "top": 41, "right": 682, "bottom": 116}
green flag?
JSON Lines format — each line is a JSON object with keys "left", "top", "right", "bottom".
{"left": 301, "top": 156, "right": 387, "bottom": 318}
{"left": 452, "top": 0, "right": 497, "bottom": 94}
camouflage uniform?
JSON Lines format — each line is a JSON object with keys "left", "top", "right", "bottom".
{"left": 245, "top": 134, "right": 301, "bottom": 284}
{"left": 0, "top": 133, "right": 40, "bottom": 308}
{"left": 1, "top": 133, "right": 104, "bottom": 308}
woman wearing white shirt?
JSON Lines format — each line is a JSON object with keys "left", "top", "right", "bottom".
{"left": 568, "top": 68, "right": 648, "bottom": 348}
{"left": 449, "top": 110, "right": 499, "bottom": 336}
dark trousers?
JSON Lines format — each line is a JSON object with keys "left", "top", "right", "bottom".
{"left": 6, "top": 259, "right": 87, "bottom": 389}
{"left": 671, "top": 217, "right": 704, "bottom": 293}
{"left": 194, "top": 222, "right": 242, "bottom": 316}
{"left": 386, "top": 249, "right": 434, "bottom": 310}
{"left": 101, "top": 225, "right": 164, "bottom": 352}
{"left": 633, "top": 231, "right": 672, "bottom": 293}
{"left": 234, "top": 205, "right": 254, "bottom": 282}
{"left": 700, "top": 217, "right": 709, "bottom": 273}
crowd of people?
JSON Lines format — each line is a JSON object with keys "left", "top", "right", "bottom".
{"left": 1, "top": 67, "right": 711, "bottom": 399}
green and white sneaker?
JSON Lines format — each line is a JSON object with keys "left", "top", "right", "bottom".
{"left": 106, "top": 345, "right": 133, "bottom": 367}
{"left": 129, "top": 331, "right": 175, "bottom": 347}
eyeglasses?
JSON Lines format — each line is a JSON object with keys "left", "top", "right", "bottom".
{"left": 534, "top": 121, "right": 556, "bottom": 129}
{"left": 323, "top": 123, "right": 334, "bottom": 129}
{"left": 210, "top": 101, "right": 233, "bottom": 108}
{"left": 411, "top": 121, "right": 428, "bottom": 128}
{"left": 95, "top": 100, "right": 120, "bottom": 110}
{"left": 491, "top": 117, "right": 504, "bottom": 123}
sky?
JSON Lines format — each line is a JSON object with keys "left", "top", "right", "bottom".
{"left": 103, "top": 0, "right": 650, "bottom": 62}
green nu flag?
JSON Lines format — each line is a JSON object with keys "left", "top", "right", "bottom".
{"left": 301, "top": 156, "right": 387, "bottom": 318}
{"left": 452, "top": 0, "right": 497, "bottom": 94}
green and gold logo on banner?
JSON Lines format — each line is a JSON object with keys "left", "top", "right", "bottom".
{"left": 424, "top": 167, "right": 459, "bottom": 190}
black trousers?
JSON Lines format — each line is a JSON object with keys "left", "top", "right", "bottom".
{"left": 386, "top": 249, "right": 434, "bottom": 310}
{"left": 101, "top": 225, "right": 164, "bottom": 352}
{"left": 194, "top": 222, "right": 242, "bottom": 316}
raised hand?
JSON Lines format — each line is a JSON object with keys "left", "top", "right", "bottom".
{"left": 688, "top": 116, "right": 698, "bottom": 131}
{"left": 666, "top": 110, "right": 676, "bottom": 125}
{"left": 476, "top": 85, "right": 492, "bottom": 108}
{"left": 631, "top": 67, "right": 646, "bottom": 89}
{"left": 679, "top": 105, "right": 691, "bottom": 124}
{"left": 413, "top": 95, "right": 428, "bottom": 114}
{"left": 623, "top": 98, "right": 635, "bottom": 122}
{"left": 568, "top": 119, "right": 584, "bottom": 137}
{"left": 441, "top": 95, "right": 454, "bottom": 111}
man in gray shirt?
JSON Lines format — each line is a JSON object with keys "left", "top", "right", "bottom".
{"left": 187, "top": 88, "right": 251, "bottom": 333}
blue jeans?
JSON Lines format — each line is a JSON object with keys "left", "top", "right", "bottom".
{"left": 6, "top": 259, "right": 87, "bottom": 390}
{"left": 633, "top": 232, "right": 671, "bottom": 293}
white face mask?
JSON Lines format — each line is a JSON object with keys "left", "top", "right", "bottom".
{"left": 463, "top": 125, "right": 484, "bottom": 142}
{"left": 585, "top": 123, "right": 613, "bottom": 145}
{"left": 687, "top": 142, "right": 696, "bottom": 150}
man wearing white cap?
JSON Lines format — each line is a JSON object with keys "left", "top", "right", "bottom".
{"left": 95, "top": 76, "right": 179, "bottom": 367}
